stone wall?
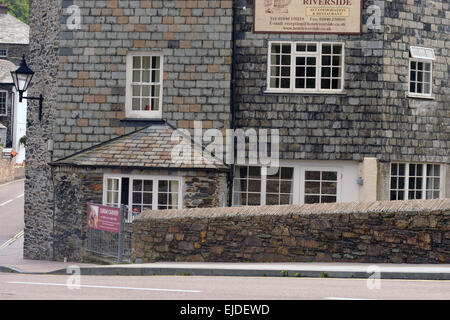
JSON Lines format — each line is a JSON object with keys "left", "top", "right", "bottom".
{"left": 24, "top": 0, "right": 60, "bottom": 260}
{"left": 51, "top": 165, "right": 228, "bottom": 262}
{"left": 0, "top": 158, "right": 14, "bottom": 184}
{"left": 132, "top": 199, "right": 450, "bottom": 264}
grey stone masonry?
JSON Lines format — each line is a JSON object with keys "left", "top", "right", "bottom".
{"left": 24, "top": 0, "right": 60, "bottom": 260}
{"left": 55, "top": 0, "right": 233, "bottom": 159}
{"left": 235, "top": 0, "right": 449, "bottom": 163}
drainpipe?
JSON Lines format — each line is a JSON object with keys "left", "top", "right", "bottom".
{"left": 229, "top": 1, "right": 246, "bottom": 207}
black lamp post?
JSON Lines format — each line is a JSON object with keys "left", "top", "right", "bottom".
{"left": 10, "top": 56, "right": 44, "bottom": 121}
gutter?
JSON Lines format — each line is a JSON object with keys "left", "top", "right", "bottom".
{"left": 229, "top": 2, "right": 244, "bottom": 207}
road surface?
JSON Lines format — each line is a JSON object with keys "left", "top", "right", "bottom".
{"left": 0, "top": 273, "right": 449, "bottom": 300}
{"left": 0, "top": 180, "right": 24, "bottom": 246}
{"left": 1, "top": 180, "right": 449, "bottom": 301}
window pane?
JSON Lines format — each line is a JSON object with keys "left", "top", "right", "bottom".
{"left": 266, "top": 193, "right": 279, "bottom": 205}
{"left": 159, "top": 180, "right": 168, "bottom": 192}
{"left": 133, "top": 180, "right": 143, "bottom": 191}
{"left": 305, "top": 181, "right": 320, "bottom": 194}
{"left": 247, "top": 193, "right": 261, "bottom": 205}
{"left": 322, "top": 196, "right": 337, "bottom": 203}
{"left": 144, "top": 180, "right": 153, "bottom": 191}
{"left": 133, "top": 56, "right": 141, "bottom": 69}
{"left": 322, "top": 45, "right": 332, "bottom": 54}
{"left": 133, "top": 70, "right": 141, "bottom": 82}
{"left": 332, "top": 56, "right": 341, "bottom": 66}
{"left": 306, "top": 79, "right": 315, "bottom": 88}
{"left": 281, "top": 167, "right": 294, "bottom": 180}
{"left": 248, "top": 180, "right": 261, "bottom": 192}
{"left": 272, "top": 44, "right": 281, "bottom": 54}
{"left": 305, "top": 171, "right": 320, "bottom": 180}
{"left": 281, "top": 44, "right": 291, "bottom": 54}
{"left": 322, "top": 182, "right": 337, "bottom": 195}
{"left": 321, "top": 79, "right": 331, "bottom": 89}
{"left": 142, "top": 56, "right": 150, "bottom": 69}
{"left": 142, "top": 70, "right": 150, "bottom": 83}
{"left": 132, "top": 192, "right": 142, "bottom": 204}
{"left": 305, "top": 195, "right": 320, "bottom": 204}
{"left": 333, "top": 45, "right": 342, "bottom": 54}
{"left": 322, "top": 56, "right": 331, "bottom": 66}
{"left": 296, "top": 44, "right": 306, "bottom": 52}
{"left": 281, "top": 55, "right": 290, "bottom": 65}
{"left": 143, "top": 192, "right": 152, "bottom": 205}
{"left": 132, "top": 98, "right": 140, "bottom": 110}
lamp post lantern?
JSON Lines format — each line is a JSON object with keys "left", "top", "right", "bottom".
{"left": 10, "top": 56, "right": 44, "bottom": 121}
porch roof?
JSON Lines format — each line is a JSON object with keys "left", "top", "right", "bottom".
{"left": 53, "top": 122, "right": 229, "bottom": 171}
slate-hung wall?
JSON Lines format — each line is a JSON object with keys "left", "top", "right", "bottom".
{"left": 235, "top": 0, "right": 449, "bottom": 163}
{"left": 56, "top": 0, "right": 233, "bottom": 159}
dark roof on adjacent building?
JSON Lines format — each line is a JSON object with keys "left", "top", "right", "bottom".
{"left": 54, "top": 122, "right": 228, "bottom": 171}
{"left": 0, "top": 13, "right": 29, "bottom": 44}
{"left": 0, "top": 59, "right": 16, "bottom": 83}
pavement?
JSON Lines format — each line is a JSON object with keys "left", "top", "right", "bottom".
{"left": 0, "top": 239, "right": 449, "bottom": 280}
{"left": 1, "top": 179, "right": 450, "bottom": 281}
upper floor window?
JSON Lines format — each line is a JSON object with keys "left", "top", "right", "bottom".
{"left": 390, "top": 163, "right": 442, "bottom": 200}
{"left": 0, "top": 48, "right": 6, "bottom": 58}
{"left": 125, "top": 52, "right": 163, "bottom": 119}
{"left": 0, "top": 91, "right": 7, "bottom": 116}
{"left": 267, "top": 42, "right": 345, "bottom": 93}
{"left": 409, "top": 46, "right": 435, "bottom": 98}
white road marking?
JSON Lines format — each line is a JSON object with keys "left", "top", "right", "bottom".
{"left": 0, "top": 200, "right": 13, "bottom": 206}
{"left": 0, "top": 230, "right": 24, "bottom": 250}
{"left": 324, "top": 297, "right": 376, "bottom": 300}
{"left": 7, "top": 281, "right": 202, "bottom": 293}
{"left": 16, "top": 194, "right": 24, "bottom": 199}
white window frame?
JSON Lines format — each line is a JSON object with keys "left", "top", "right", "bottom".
{"left": 389, "top": 163, "right": 443, "bottom": 200}
{"left": 232, "top": 164, "right": 343, "bottom": 206}
{"left": 300, "top": 167, "right": 342, "bottom": 204}
{"left": 0, "top": 90, "right": 7, "bottom": 116}
{"left": 266, "top": 41, "right": 345, "bottom": 94}
{"left": 125, "top": 51, "right": 164, "bottom": 119}
{"left": 408, "top": 46, "right": 435, "bottom": 99}
{"left": 0, "top": 48, "right": 6, "bottom": 58}
{"left": 233, "top": 166, "right": 295, "bottom": 206}
{"left": 103, "top": 174, "right": 183, "bottom": 222}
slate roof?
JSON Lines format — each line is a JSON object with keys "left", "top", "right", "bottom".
{"left": 54, "top": 122, "right": 228, "bottom": 171}
{"left": 0, "top": 13, "right": 29, "bottom": 44}
{"left": 0, "top": 59, "right": 16, "bottom": 83}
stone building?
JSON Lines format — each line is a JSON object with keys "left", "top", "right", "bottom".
{"left": 0, "top": 2, "right": 29, "bottom": 65}
{"left": 25, "top": 0, "right": 449, "bottom": 261}
{"left": 0, "top": 2, "right": 29, "bottom": 161}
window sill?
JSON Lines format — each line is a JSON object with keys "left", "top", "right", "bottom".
{"left": 120, "top": 118, "right": 165, "bottom": 127}
{"left": 264, "top": 89, "right": 346, "bottom": 95}
{"left": 407, "top": 94, "right": 435, "bottom": 100}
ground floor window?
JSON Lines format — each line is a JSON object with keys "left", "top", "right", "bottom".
{"left": 233, "top": 164, "right": 342, "bottom": 206}
{"left": 390, "top": 163, "right": 442, "bottom": 200}
{"left": 233, "top": 166, "right": 294, "bottom": 206}
{"left": 303, "top": 170, "right": 338, "bottom": 204}
{"left": 103, "top": 175, "right": 182, "bottom": 222}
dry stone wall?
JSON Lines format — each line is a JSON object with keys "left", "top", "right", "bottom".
{"left": 132, "top": 199, "right": 450, "bottom": 264}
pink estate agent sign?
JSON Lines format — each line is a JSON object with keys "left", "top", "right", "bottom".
{"left": 87, "top": 204, "right": 121, "bottom": 234}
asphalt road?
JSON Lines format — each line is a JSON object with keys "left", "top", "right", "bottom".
{"left": 0, "top": 180, "right": 24, "bottom": 244}
{"left": 0, "top": 273, "right": 449, "bottom": 300}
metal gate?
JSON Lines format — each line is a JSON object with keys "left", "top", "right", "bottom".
{"left": 86, "top": 204, "right": 131, "bottom": 262}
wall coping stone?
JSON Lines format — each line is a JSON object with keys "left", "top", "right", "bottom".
{"left": 135, "top": 199, "right": 450, "bottom": 221}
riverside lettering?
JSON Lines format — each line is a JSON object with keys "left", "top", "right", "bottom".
{"left": 303, "top": 0, "right": 352, "bottom": 4}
